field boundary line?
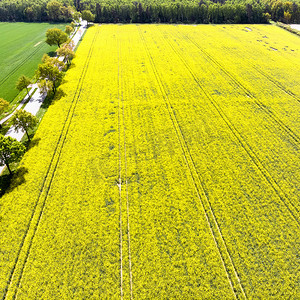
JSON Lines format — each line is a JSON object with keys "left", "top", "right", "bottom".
{"left": 165, "top": 28, "right": 300, "bottom": 225}
{"left": 2, "top": 27, "right": 99, "bottom": 300}
{"left": 138, "top": 26, "right": 245, "bottom": 300}
{"left": 181, "top": 33, "right": 300, "bottom": 146}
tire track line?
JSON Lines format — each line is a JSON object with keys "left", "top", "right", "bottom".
{"left": 118, "top": 34, "right": 133, "bottom": 299}
{"left": 0, "top": 42, "right": 45, "bottom": 87}
{"left": 253, "top": 66, "right": 300, "bottom": 103}
{"left": 181, "top": 32, "right": 300, "bottom": 146}
{"left": 162, "top": 28, "right": 300, "bottom": 224}
{"left": 117, "top": 38, "right": 124, "bottom": 300}
{"left": 218, "top": 26, "right": 300, "bottom": 103}
{"left": 121, "top": 61, "right": 134, "bottom": 300}
{"left": 138, "top": 26, "right": 245, "bottom": 300}
{"left": 2, "top": 27, "right": 99, "bottom": 300}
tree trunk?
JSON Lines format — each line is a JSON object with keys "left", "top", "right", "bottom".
{"left": 25, "top": 129, "right": 30, "bottom": 141}
{"left": 6, "top": 162, "right": 12, "bottom": 175}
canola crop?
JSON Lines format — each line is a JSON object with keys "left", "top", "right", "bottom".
{"left": 0, "top": 24, "right": 299, "bottom": 299}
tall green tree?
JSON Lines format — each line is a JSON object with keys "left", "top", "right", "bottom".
{"left": 73, "top": 11, "right": 81, "bottom": 23}
{"left": 0, "top": 135, "right": 26, "bottom": 175}
{"left": 46, "top": 28, "right": 68, "bottom": 48}
{"left": 47, "top": 1, "right": 62, "bottom": 21}
{"left": 36, "top": 62, "right": 64, "bottom": 93}
{"left": 82, "top": 10, "right": 95, "bottom": 25}
{"left": 38, "top": 79, "right": 53, "bottom": 96}
{"left": 0, "top": 98, "right": 9, "bottom": 115}
{"left": 42, "top": 54, "right": 64, "bottom": 69}
{"left": 57, "top": 42, "right": 75, "bottom": 65}
{"left": 16, "top": 75, "right": 32, "bottom": 97}
{"left": 65, "top": 25, "right": 74, "bottom": 35}
{"left": 12, "top": 110, "right": 39, "bottom": 142}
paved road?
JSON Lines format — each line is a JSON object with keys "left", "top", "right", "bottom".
{"left": 290, "top": 24, "right": 300, "bottom": 30}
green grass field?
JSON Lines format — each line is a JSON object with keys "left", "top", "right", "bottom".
{"left": 0, "top": 22, "right": 65, "bottom": 102}
{"left": 0, "top": 24, "right": 299, "bottom": 299}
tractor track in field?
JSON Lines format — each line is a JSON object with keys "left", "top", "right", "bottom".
{"left": 117, "top": 41, "right": 124, "bottom": 300}
{"left": 122, "top": 78, "right": 134, "bottom": 300}
{"left": 217, "top": 26, "right": 300, "bottom": 104}
{"left": 181, "top": 33, "right": 300, "bottom": 147}
{"left": 1, "top": 28, "right": 99, "bottom": 300}
{"left": 121, "top": 70, "right": 134, "bottom": 300}
{"left": 138, "top": 26, "right": 246, "bottom": 300}
{"left": 160, "top": 28, "right": 300, "bottom": 225}
{"left": 118, "top": 46, "right": 123, "bottom": 299}
{"left": 0, "top": 42, "right": 45, "bottom": 88}
{"left": 252, "top": 66, "right": 300, "bottom": 103}
{"left": 118, "top": 38, "right": 133, "bottom": 299}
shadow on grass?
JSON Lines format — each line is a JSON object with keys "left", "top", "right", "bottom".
{"left": 47, "top": 51, "right": 57, "bottom": 57}
{"left": 0, "top": 167, "right": 28, "bottom": 197}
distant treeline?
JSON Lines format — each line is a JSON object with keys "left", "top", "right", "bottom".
{"left": 0, "top": 0, "right": 74, "bottom": 22}
{"left": 0, "top": 0, "right": 299, "bottom": 23}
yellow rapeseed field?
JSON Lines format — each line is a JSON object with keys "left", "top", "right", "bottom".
{"left": 0, "top": 24, "right": 299, "bottom": 299}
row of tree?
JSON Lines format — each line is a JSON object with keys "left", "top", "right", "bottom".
{"left": 0, "top": 0, "right": 299, "bottom": 23}
{"left": 0, "top": 107, "right": 38, "bottom": 175}
{"left": 0, "top": 26, "right": 76, "bottom": 176}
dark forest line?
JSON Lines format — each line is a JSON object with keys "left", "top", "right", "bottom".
{"left": 0, "top": 0, "right": 299, "bottom": 23}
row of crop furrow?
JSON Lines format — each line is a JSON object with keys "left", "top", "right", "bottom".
{"left": 252, "top": 66, "right": 300, "bottom": 103}
{"left": 0, "top": 41, "right": 45, "bottom": 87}
{"left": 174, "top": 29, "right": 300, "bottom": 146}
{"left": 117, "top": 31, "right": 133, "bottom": 299}
{"left": 137, "top": 26, "right": 246, "bottom": 299}
{"left": 144, "top": 25, "right": 300, "bottom": 298}
{"left": 161, "top": 25, "right": 300, "bottom": 219}
{"left": 7, "top": 26, "right": 121, "bottom": 298}
{"left": 1, "top": 27, "right": 100, "bottom": 300}
{"left": 117, "top": 35, "right": 124, "bottom": 300}
{"left": 216, "top": 25, "right": 300, "bottom": 99}
{"left": 113, "top": 25, "right": 235, "bottom": 299}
